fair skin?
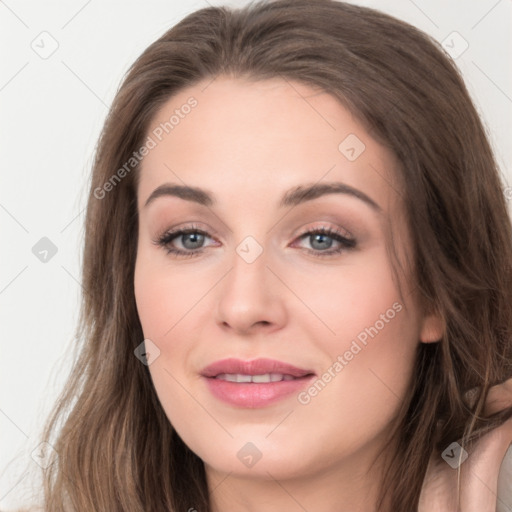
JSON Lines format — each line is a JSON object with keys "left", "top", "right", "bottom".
{"left": 133, "top": 76, "right": 509, "bottom": 511}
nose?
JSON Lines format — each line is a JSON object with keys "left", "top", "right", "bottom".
{"left": 214, "top": 243, "right": 288, "bottom": 336}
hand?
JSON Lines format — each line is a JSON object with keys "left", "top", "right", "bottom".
{"left": 418, "top": 378, "right": 512, "bottom": 512}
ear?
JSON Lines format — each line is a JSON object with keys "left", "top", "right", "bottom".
{"left": 419, "top": 310, "right": 445, "bottom": 343}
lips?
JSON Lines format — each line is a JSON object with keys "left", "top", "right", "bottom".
{"left": 201, "top": 358, "right": 314, "bottom": 379}
{"left": 200, "top": 358, "right": 316, "bottom": 408}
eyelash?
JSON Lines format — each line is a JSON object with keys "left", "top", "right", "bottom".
{"left": 153, "top": 223, "right": 356, "bottom": 259}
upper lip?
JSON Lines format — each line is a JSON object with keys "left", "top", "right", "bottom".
{"left": 201, "top": 358, "right": 315, "bottom": 378}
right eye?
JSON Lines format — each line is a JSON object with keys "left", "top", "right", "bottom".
{"left": 154, "top": 224, "right": 218, "bottom": 258}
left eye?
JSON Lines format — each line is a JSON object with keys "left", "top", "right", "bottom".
{"left": 154, "top": 226, "right": 356, "bottom": 258}
{"left": 291, "top": 227, "right": 356, "bottom": 257}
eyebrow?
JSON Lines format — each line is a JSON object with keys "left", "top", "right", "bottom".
{"left": 143, "top": 181, "right": 382, "bottom": 213}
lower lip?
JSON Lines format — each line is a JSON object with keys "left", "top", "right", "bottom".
{"left": 202, "top": 375, "right": 315, "bottom": 408}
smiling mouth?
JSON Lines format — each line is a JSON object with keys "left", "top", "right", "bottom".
{"left": 203, "top": 371, "right": 316, "bottom": 408}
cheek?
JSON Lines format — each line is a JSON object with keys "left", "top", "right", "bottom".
{"left": 309, "top": 311, "right": 418, "bottom": 445}
{"left": 134, "top": 276, "right": 170, "bottom": 342}
{"left": 289, "top": 248, "right": 413, "bottom": 352}
{"left": 134, "top": 256, "right": 201, "bottom": 424}
{"left": 293, "top": 250, "right": 419, "bottom": 424}
{"left": 134, "top": 248, "right": 211, "bottom": 339}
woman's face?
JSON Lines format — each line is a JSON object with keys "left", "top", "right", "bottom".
{"left": 134, "top": 76, "right": 442, "bottom": 488}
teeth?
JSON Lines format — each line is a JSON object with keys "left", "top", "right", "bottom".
{"left": 216, "top": 373, "right": 296, "bottom": 383}
{"left": 253, "top": 373, "right": 276, "bottom": 383}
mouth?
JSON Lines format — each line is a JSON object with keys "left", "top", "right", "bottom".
{"left": 200, "top": 358, "right": 316, "bottom": 408}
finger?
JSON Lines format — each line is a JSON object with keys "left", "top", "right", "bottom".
{"left": 484, "top": 377, "right": 512, "bottom": 416}
{"left": 459, "top": 416, "right": 512, "bottom": 512}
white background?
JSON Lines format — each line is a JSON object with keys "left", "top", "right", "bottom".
{"left": 1, "top": 0, "right": 511, "bottom": 509}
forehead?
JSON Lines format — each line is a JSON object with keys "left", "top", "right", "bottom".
{"left": 137, "top": 76, "right": 402, "bottom": 217}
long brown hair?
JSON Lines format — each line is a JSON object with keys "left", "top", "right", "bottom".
{"left": 36, "top": 0, "right": 512, "bottom": 510}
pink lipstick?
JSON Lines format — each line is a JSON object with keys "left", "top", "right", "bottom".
{"left": 201, "top": 358, "right": 315, "bottom": 408}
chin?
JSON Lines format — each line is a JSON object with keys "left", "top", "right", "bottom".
{"left": 191, "top": 434, "right": 317, "bottom": 479}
